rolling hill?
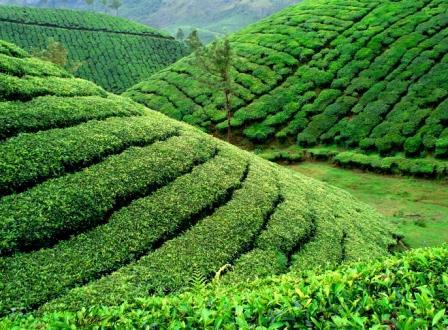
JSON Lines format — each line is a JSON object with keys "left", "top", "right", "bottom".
{"left": 0, "top": 5, "right": 188, "bottom": 92}
{"left": 125, "top": 0, "right": 448, "bottom": 160}
{"left": 0, "top": 40, "right": 396, "bottom": 316}
{"left": 0, "top": 0, "right": 303, "bottom": 43}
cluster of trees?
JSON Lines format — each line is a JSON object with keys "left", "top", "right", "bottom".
{"left": 83, "top": 0, "right": 122, "bottom": 14}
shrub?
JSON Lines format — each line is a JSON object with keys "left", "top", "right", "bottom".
{"left": 0, "top": 132, "right": 216, "bottom": 255}
{"left": 0, "top": 95, "right": 145, "bottom": 140}
{"left": 0, "top": 115, "right": 180, "bottom": 195}
{"left": 435, "top": 138, "right": 448, "bottom": 158}
{"left": 404, "top": 135, "right": 423, "bottom": 156}
{"left": 5, "top": 246, "right": 447, "bottom": 329}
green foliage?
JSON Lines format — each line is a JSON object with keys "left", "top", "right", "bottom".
{"left": 0, "top": 41, "right": 397, "bottom": 319}
{"left": 0, "top": 95, "right": 145, "bottom": 140}
{"left": 126, "top": 0, "right": 448, "bottom": 160}
{"left": 0, "top": 72, "right": 106, "bottom": 101}
{"left": 0, "top": 115, "right": 180, "bottom": 195}
{"left": 0, "top": 6, "right": 188, "bottom": 92}
{"left": 40, "top": 159, "right": 279, "bottom": 311}
{"left": 333, "top": 151, "right": 448, "bottom": 178}
{"left": 31, "top": 39, "right": 82, "bottom": 73}
{"left": 435, "top": 138, "right": 448, "bottom": 158}
{"left": 0, "top": 149, "right": 245, "bottom": 315}
{"left": 0, "top": 132, "right": 215, "bottom": 256}
{"left": 192, "top": 36, "right": 235, "bottom": 141}
{"left": 3, "top": 246, "right": 447, "bottom": 329}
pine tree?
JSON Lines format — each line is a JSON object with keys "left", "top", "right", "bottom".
{"left": 186, "top": 29, "right": 203, "bottom": 51}
{"left": 85, "top": 0, "right": 95, "bottom": 10}
{"left": 109, "top": 0, "right": 122, "bottom": 15}
{"left": 175, "top": 28, "right": 185, "bottom": 42}
{"left": 100, "top": 0, "right": 108, "bottom": 12}
{"left": 192, "top": 36, "right": 234, "bottom": 142}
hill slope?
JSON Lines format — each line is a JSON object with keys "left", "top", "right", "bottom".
{"left": 2, "top": 246, "right": 447, "bottom": 328}
{"left": 0, "top": 6, "right": 188, "bottom": 92}
{"left": 0, "top": 40, "right": 396, "bottom": 316}
{"left": 126, "top": 0, "right": 448, "bottom": 159}
{"left": 0, "top": 0, "right": 303, "bottom": 43}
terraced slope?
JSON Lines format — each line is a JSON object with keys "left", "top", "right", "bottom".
{"left": 2, "top": 246, "right": 447, "bottom": 328}
{"left": 0, "top": 6, "right": 188, "bottom": 92}
{"left": 0, "top": 40, "right": 396, "bottom": 316}
{"left": 126, "top": 0, "right": 448, "bottom": 159}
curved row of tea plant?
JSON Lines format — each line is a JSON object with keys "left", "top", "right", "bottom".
{"left": 0, "top": 6, "right": 188, "bottom": 92}
{"left": 258, "top": 146, "right": 448, "bottom": 178}
{"left": 0, "top": 41, "right": 396, "bottom": 317}
{"left": 126, "top": 0, "right": 448, "bottom": 160}
{"left": 2, "top": 246, "right": 447, "bottom": 329}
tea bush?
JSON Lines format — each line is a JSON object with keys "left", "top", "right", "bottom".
{"left": 3, "top": 246, "right": 447, "bottom": 329}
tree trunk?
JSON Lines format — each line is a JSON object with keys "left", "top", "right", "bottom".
{"left": 225, "top": 90, "right": 231, "bottom": 143}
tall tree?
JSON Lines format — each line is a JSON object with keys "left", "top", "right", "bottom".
{"left": 192, "top": 36, "right": 234, "bottom": 142}
{"left": 186, "top": 29, "right": 203, "bottom": 51}
{"left": 109, "top": 0, "right": 122, "bottom": 15}
{"left": 175, "top": 28, "right": 185, "bottom": 42}
{"left": 85, "top": 0, "right": 95, "bottom": 10}
{"left": 100, "top": 0, "right": 108, "bottom": 12}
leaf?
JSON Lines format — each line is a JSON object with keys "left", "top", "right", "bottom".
{"left": 432, "top": 309, "right": 445, "bottom": 326}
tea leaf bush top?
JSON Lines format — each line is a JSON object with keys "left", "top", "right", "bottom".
{"left": 0, "top": 41, "right": 396, "bottom": 319}
{"left": 0, "top": 6, "right": 189, "bottom": 92}
{"left": 126, "top": 0, "right": 448, "bottom": 159}
{"left": 2, "top": 246, "right": 447, "bottom": 328}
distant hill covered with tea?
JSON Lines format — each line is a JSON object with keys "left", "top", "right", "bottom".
{"left": 0, "top": 0, "right": 303, "bottom": 43}
{"left": 0, "top": 5, "right": 188, "bottom": 92}
{"left": 126, "top": 0, "right": 448, "bottom": 159}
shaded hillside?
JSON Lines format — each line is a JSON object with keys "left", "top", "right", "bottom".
{"left": 0, "top": 40, "right": 396, "bottom": 316}
{"left": 0, "top": 6, "right": 188, "bottom": 92}
{"left": 126, "top": 0, "right": 448, "bottom": 158}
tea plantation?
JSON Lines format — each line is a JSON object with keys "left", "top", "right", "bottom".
{"left": 2, "top": 246, "right": 447, "bottom": 328}
{"left": 0, "top": 40, "right": 400, "bottom": 319}
{"left": 126, "top": 0, "right": 448, "bottom": 160}
{"left": 0, "top": 6, "right": 188, "bottom": 92}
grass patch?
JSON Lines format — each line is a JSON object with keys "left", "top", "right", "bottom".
{"left": 290, "top": 162, "right": 448, "bottom": 248}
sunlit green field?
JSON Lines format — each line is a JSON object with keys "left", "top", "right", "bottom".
{"left": 290, "top": 162, "right": 448, "bottom": 249}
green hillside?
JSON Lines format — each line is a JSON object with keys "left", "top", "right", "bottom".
{"left": 0, "top": 6, "right": 188, "bottom": 92}
{"left": 0, "top": 0, "right": 303, "bottom": 44}
{"left": 0, "top": 40, "right": 396, "bottom": 316}
{"left": 2, "top": 246, "right": 447, "bottom": 328}
{"left": 126, "top": 0, "right": 448, "bottom": 160}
